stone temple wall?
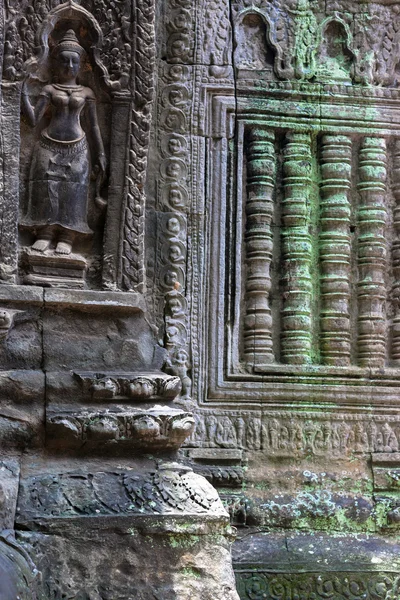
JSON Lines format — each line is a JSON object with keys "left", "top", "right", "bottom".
{"left": 0, "top": 0, "right": 399, "bottom": 597}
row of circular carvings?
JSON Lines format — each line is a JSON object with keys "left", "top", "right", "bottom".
{"left": 164, "top": 0, "right": 194, "bottom": 64}
{"left": 235, "top": 572, "right": 400, "bottom": 600}
{"left": 233, "top": 7, "right": 400, "bottom": 86}
{"left": 157, "top": 62, "right": 192, "bottom": 403}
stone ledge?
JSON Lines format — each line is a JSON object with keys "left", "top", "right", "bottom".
{"left": 0, "top": 285, "right": 145, "bottom": 313}
{"left": 44, "top": 288, "right": 145, "bottom": 312}
{"left": 233, "top": 531, "right": 400, "bottom": 573}
{"left": 0, "top": 284, "right": 44, "bottom": 304}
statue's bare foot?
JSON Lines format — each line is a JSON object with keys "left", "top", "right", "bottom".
{"left": 32, "top": 239, "right": 50, "bottom": 252}
{"left": 55, "top": 241, "right": 72, "bottom": 255}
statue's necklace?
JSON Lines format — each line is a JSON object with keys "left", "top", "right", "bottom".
{"left": 53, "top": 83, "right": 83, "bottom": 96}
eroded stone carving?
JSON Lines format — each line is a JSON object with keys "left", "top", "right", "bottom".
{"left": 0, "top": 309, "right": 22, "bottom": 341}
{"left": 17, "top": 464, "right": 224, "bottom": 518}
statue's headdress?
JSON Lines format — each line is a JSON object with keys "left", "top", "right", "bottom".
{"left": 53, "top": 29, "right": 84, "bottom": 56}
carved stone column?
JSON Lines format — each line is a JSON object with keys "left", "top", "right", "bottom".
{"left": 281, "top": 132, "right": 313, "bottom": 364}
{"left": 357, "top": 137, "right": 387, "bottom": 368}
{"left": 319, "top": 135, "right": 352, "bottom": 366}
{"left": 391, "top": 139, "right": 400, "bottom": 362}
{"left": 243, "top": 128, "right": 276, "bottom": 366}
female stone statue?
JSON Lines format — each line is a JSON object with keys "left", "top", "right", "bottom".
{"left": 21, "top": 29, "right": 106, "bottom": 255}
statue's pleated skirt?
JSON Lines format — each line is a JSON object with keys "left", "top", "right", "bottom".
{"left": 21, "top": 132, "right": 93, "bottom": 236}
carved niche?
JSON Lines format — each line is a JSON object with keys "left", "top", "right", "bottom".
{"left": 195, "top": 0, "right": 400, "bottom": 413}
{"left": 1, "top": 0, "right": 155, "bottom": 291}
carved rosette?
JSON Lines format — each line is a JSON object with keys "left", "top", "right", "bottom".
{"left": 281, "top": 132, "right": 313, "bottom": 364}
{"left": 357, "top": 137, "right": 387, "bottom": 368}
{"left": 319, "top": 135, "right": 352, "bottom": 366}
{"left": 392, "top": 138, "right": 400, "bottom": 362}
{"left": 243, "top": 128, "right": 276, "bottom": 366}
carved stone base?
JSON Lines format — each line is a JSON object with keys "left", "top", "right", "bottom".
{"left": 16, "top": 463, "right": 240, "bottom": 600}
{"left": 21, "top": 249, "right": 86, "bottom": 289}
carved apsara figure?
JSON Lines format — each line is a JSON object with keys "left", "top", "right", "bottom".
{"left": 21, "top": 29, "right": 106, "bottom": 255}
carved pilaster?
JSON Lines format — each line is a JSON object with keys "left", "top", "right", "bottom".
{"left": 281, "top": 132, "right": 313, "bottom": 364}
{"left": 319, "top": 135, "right": 352, "bottom": 366}
{"left": 243, "top": 128, "right": 276, "bottom": 365}
{"left": 357, "top": 137, "right": 387, "bottom": 367}
{"left": 391, "top": 139, "right": 400, "bottom": 362}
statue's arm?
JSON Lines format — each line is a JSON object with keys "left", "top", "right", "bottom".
{"left": 86, "top": 98, "right": 106, "bottom": 174}
{"left": 21, "top": 81, "right": 50, "bottom": 127}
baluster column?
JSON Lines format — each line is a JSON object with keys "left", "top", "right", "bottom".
{"left": 281, "top": 132, "right": 313, "bottom": 364}
{"left": 319, "top": 135, "right": 352, "bottom": 366}
{"left": 357, "top": 137, "right": 387, "bottom": 367}
{"left": 243, "top": 128, "right": 276, "bottom": 365}
{"left": 391, "top": 139, "right": 400, "bottom": 362}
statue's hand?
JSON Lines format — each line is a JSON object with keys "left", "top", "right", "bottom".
{"left": 92, "top": 155, "right": 107, "bottom": 181}
{"left": 97, "top": 154, "right": 107, "bottom": 175}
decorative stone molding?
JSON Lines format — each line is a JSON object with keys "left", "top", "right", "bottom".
{"left": 235, "top": 571, "right": 400, "bottom": 600}
{"left": 187, "top": 410, "right": 400, "bottom": 457}
{"left": 47, "top": 407, "right": 195, "bottom": 450}
{"left": 74, "top": 371, "right": 182, "bottom": 402}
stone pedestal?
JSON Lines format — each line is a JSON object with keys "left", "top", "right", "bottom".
{"left": 17, "top": 461, "right": 240, "bottom": 600}
{"left": 21, "top": 249, "right": 87, "bottom": 289}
